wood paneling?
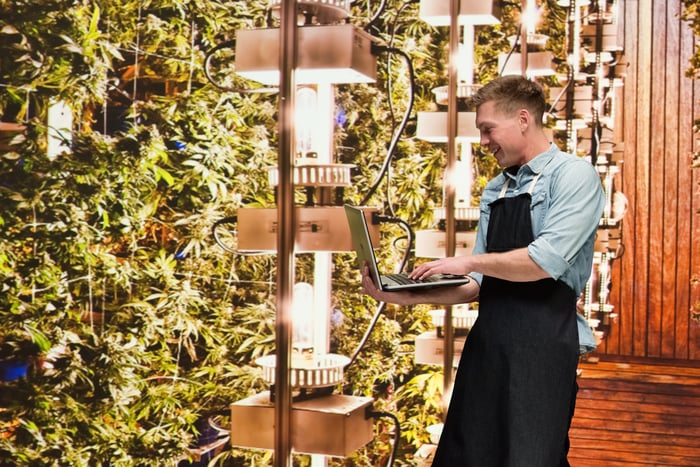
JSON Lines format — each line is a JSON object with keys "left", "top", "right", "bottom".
{"left": 595, "top": 0, "right": 700, "bottom": 361}
{"left": 569, "top": 359, "right": 700, "bottom": 466}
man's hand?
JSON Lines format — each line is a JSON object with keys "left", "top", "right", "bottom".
{"left": 360, "top": 262, "right": 479, "bottom": 307}
{"left": 408, "top": 256, "right": 472, "bottom": 281}
{"left": 360, "top": 263, "right": 382, "bottom": 299}
{"left": 410, "top": 249, "right": 550, "bottom": 283}
{"left": 360, "top": 263, "right": 416, "bottom": 306}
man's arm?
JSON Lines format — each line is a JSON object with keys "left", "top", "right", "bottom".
{"left": 408, "top": 247, "right": 550, "bottom": 283}
{"left": 361, "top": 264, "right": 480, "bottom": 306}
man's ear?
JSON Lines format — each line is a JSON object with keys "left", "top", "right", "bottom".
{"left": 518, "top": 108, "right": 532, "bottom": 131}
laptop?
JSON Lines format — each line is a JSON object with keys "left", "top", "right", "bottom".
{"left": 344, "top": 204, "right": 471, "bottom": 291}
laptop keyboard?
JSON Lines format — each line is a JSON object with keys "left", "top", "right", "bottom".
{"left": 384, "top": 273, "right": 416, "bottom": 285}
{"left": 385, "top": 273, "right": 466, "bottom": 285}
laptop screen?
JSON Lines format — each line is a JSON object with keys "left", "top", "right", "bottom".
{"left": 344, "top": 204, "right": 384, "bottom": 286}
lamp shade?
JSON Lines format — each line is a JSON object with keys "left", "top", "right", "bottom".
{"left": 416, "top": 111, "right": 480, "bottom": 143}
{"left": 415, "top": 229, "right": 477, "bottom": 258}
{"left": 235, "top": 24, "right": 376, "bottom": 85}
{"left": 549, "top": 85, "right": 594, "bottom": 120}
{"left": 498, "top": 51, "right": 556, "bottom": 77}
{"left": 431, "top": 83, "right": 481, "bottom": 106}
{"left": 419, "top": 0, "right": 501, "bottom": 26}
{"left": 581, "top": 23, "right": 623, "bottom": 52}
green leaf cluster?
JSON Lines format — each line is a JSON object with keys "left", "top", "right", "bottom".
{"left": 0, "top": 0, "right": 567, "bottom": 465}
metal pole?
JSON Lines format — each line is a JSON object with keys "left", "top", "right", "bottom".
{"left": 310, "top": 82, "right": 335, "bottom": 467}
{"left": 275, "top": 0, "right": 297, "bottom": 465}
{"left": 443, "top": 0, "right": 460, "bottom": 401}
{"left": 521, "top": 0, "right": 529, "bottom": 77}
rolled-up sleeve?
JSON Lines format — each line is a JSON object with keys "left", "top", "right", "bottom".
{"left": 528, "top": 237, "right": 572, "bottom": 281}
{"left": 527, "top": 158, "right": 605, "bottom": 286}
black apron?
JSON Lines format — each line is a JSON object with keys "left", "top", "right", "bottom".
{"left": 432, "top": 175, "right": 579, "bottom": 467}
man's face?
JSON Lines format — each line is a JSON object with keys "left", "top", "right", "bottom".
{"left": 475, "top": 100, "right": 525, "bottom": 168}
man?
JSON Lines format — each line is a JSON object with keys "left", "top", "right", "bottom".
{"left": 361, "top": 75, "right": 605, "bottom": 466}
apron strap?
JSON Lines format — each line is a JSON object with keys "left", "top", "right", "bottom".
{"left": 527, "top": 172, "right": 543, "bottom": 195}
{"left": 498, "top": 172, "right": 544, "bottom": 199}
{"left": 498, "top": 178, "right": 511, "bottom": 198}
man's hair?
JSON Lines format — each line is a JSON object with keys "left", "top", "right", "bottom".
{"left": 471, "top": 75, "right": 546, "bottom": 126}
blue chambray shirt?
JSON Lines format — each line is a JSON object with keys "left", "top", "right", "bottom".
{"left": 469, "top": 143, "right": 605, "bottom": 296}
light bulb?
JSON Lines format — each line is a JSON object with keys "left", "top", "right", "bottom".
{"left": 295, "top": 86, "right": 319, "bottom": 158}
{"left": 292, "top": 282, "right": 315, "bottom": 357}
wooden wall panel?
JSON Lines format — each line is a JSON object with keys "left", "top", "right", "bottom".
{"left": 675, "top": 0, "right": 694, "bottom": 359}
{"left": 693, "top": 77, "right": 700, "bottom": 360}
{"left": 604, "top": 0, "right": 638, "bottom": 357}
{"left": 595, "top": 0, "right": 700, "bottom": 361}
{"left": 659, "top": 0, "right": 677, "bottom": 357}
{"left": 649, "top": 0, "right": 666, "bottom": 358}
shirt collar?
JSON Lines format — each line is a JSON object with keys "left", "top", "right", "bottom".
{"left": 503, "top": 143, "right": 558, "bottom": 180}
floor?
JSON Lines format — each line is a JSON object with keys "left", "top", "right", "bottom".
{"left": 568, "top": 357, "right": 700, "bottom": 467}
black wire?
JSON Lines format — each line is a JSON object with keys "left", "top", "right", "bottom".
{"left": 380, "top": 215, "right": 414, "bottom": 274}
{"left": 344, "top": 215, "right": 414, "bottom": 370}
{"left": 362, "top": 0, "right": 389, "bottom": 33}
{"left": 383, "top": 0, "right": 419, "bottom": 218}
{"left": 547, "top": 80, "right": 571, "bottom": 115}
{"left": 360, "top": 46, "right": 415, "bottom": 206}
{"left": 544, "top": 0, "right": 568, "bottom": 23}
{"left": 380, "top": 0, "right": 420, "bottom": 128}
{"left": 345, "top": 301, "right": 387, "bottom": 369}
{"left": 368, "top": 410, "right": 401, "bottom": 467}
{"left": 499, "top": 23, "right": 522, "bottom": 76}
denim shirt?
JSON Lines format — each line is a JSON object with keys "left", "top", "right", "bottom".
{"left": 470, "top": 143, "right": 605, "bottom": 296}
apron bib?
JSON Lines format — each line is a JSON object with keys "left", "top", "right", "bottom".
{"left": 432, "top": 176, "right": 579, "bottom": 467}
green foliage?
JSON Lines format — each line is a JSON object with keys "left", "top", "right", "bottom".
{"left": 0, "top": 1, "right": 276, "bottom": 464}
{"left": 0, "top": 0, "right": 568, "bottom": 465}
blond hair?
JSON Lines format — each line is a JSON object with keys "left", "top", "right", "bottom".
{"left": 471, "top": 75, "right": 546, "bottom": 127}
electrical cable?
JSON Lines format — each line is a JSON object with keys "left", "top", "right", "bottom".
{"left": 131, "top": 2, "right": 143, "bottom": 128}
{"left": 381, "top": 0, "right": 419, "bottom": 218}
{"left": 360, "top": 45, "right": 415, "bottom": 206}
{"left": 372, "top": 212, "right": 414, "bottom": 273}
{"left": 357, "top": 0, "right": 388, "bottom": 33}
{"left": 544, "top": 0, "right": 568, "bottom": 23}
{"left": 344, "top": 214, "right": 414, "bottom": 370}
{"left": 499, "top": 23, "right": 522, "bottom": 76}
{"left": 367, "top": 410, "right": 402, "bottom": 467}
{"left": 547, "top": 80, "right": 571, "bottom": 116}
{"left": 345, "top": 300, "right": 387, "bottom": 369}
